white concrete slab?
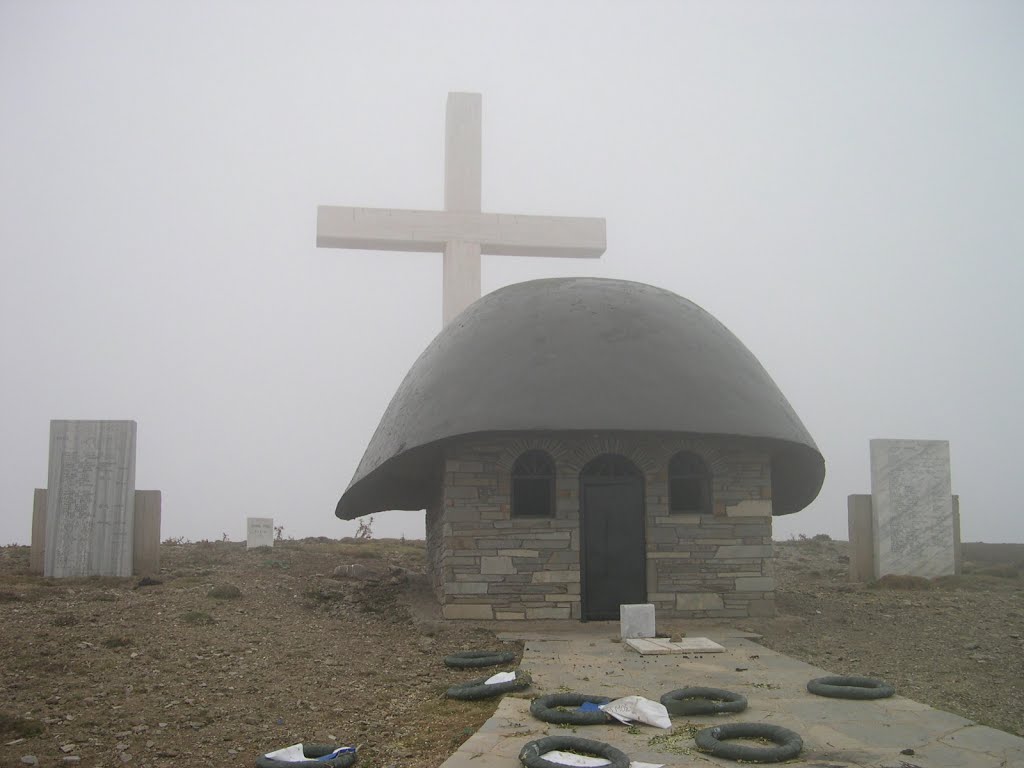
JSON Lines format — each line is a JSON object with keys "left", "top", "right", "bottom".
{"left": 625, "top": 637, "right": 725, "bottom": 654}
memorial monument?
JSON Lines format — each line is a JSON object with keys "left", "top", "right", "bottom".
{"left": 32, "top": 420, "right": 161, "bottom": 578}
{"left": 848, "top": 439, "right": 960, "bottom": 581}
{"left": 316, "top": 92, "right": 607, "bottom": 325}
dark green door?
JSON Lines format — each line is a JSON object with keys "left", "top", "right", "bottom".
{"left": 580, "top": 455, "right": 646, "bottom": 620}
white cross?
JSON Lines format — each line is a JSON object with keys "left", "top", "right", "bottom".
{"left": 316, "top": 92, "right": 607, "bottom": 326}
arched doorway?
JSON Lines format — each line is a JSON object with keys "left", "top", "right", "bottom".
{"left": 579, "top": 454, "right": 646, "bottom": 620}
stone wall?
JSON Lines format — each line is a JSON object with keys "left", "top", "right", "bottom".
{"left": 434, "top": 432, "right": 775, "bottom": 620}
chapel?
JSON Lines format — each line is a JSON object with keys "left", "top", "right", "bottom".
{"left": 336, "top": 277, "right": 824, "bottom": 620}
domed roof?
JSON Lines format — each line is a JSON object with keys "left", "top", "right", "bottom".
{"left": 337, "top": 277, "right": 824, "bottom": 519}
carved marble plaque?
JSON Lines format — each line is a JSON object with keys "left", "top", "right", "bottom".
{"left": 44, "top": 421, "right": 137, "bottom": 578}
{"left": 247, "top": 517, "right": 274, "bottom": 549}
{"left": 870, "top": 439, "right": 954, "bottom": 578}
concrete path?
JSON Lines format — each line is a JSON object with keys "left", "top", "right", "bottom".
{"left": 440, "top": 625, "right": 1024, "bottom": 768}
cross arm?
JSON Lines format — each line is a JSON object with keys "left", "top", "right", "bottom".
{"left": 316, "top": 206, "right": 606, "bottom": 258}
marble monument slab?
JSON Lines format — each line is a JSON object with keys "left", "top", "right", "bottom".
{"left": 247, "top": 517, "right": 274, "bottom": 549}
{"left": 44, "top": 420, "right": 137, "bottom": 578}
{"left": 870, "top": 439, "right": 955, "bottom": 579}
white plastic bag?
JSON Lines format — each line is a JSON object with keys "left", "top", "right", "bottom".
{"left": 262, "top": 743, "right": 307, "bottom": 762}
{"left": 539, "top": 754, "right": 663, "bottom": 768}
{"left": 540, "top": 751, "right": 611, "bottom": 767}
{"left": 484, "top": 671, "right": 516, "bottom": 685}
{"left": 600, "top": 695, "right": 672, "bottom": 729}
{"left": 262, "top": 744, "right": 354, "bottom": 762}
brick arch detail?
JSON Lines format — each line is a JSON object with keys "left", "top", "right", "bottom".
{"left": 657, "top": 436, "right": 729, "bottom": 476}
{"left": 494, "top": 437, "right": 571, "bottom": 474}
{"left": 564, "top": 436, "right": 658, "bottom": 475}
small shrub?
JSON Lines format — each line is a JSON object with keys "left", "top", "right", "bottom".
{"left": 811, "top": 533, "right": 832, "bottom": 542}
{"left": 207, "top": 584, "right": 242, "bottom": 600}
{"left": 52, "top": 613, "right": 79, "bottom": 627}
{"left": 181, "top": 611, "right": 216, "bottom": 625}
{"left": 0, "top": 590, "right": 23, "bottom": 603}
{"left": 870, "top": 574, "right": 933, "bottom": 591}
{"left": 976, "top": 564, "right": 1019, "bottom": 579}
{"left": 0, "top": 712, "right": 45, "bottom": 739}
{"left": 355, "top": 516, "right": 375, "bottom": 540}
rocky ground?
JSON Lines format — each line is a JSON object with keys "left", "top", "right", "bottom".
{"left": 746, "top": 537, "right": 1024, "bottom": 739}
{"left": 0, "top": 538, "right": 515, "bottom": 768}
{"left": 1, "top": 535, "right": 1022, "bottom": 767}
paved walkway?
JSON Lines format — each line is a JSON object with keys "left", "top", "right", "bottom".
{"left": 440, "top": 625, "right": 1024, "bottom": 768}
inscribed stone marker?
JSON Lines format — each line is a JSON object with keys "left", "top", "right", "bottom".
{"left": 870, "top": 439, "right": 955, "bottom": 579}
{"left": 247, "top": 517, "right": 274, "bottom": 549}
{"left": 44, "top": 420, "right": 137, "bottom": 578}
{"left": 620, "top": 603, "right": 656, "bottom": 639}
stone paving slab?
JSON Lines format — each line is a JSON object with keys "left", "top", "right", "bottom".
{"left": 440, "top": 627, "right": 1024, "bottom": 768}
{"left": 625, "top": 637, "right": 726, "bottom": 654}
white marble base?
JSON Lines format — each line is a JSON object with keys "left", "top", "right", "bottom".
{"left": 870, "top": 439, "right": 955, "bottom": 579}
{"left": 43, "top": 421, "right": 137, "bottom": 578}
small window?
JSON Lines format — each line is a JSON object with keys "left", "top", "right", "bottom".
{"left": 512, "top": 450, "right": 555, "bottom": 517}
{"left": 669, "top": 451, "right": 711, "bottom": 513}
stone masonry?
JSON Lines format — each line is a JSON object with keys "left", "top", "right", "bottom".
{"left": 428, "top": 432, "right": 775, "bottom": 621}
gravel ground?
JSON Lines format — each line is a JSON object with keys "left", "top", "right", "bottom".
{"left": 2, "top": 535, "right": 1022, "bottom": 768}
{"left": 0, "top": 539, "right": 516, "bottom": 768}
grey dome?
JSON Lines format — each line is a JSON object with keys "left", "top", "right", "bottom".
{"left": 337, "top": 277, "right": 824, "bottom": 519}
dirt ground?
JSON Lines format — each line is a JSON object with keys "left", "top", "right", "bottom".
{"left": 1, "top": 536, "right": 1022, "bottom": 768}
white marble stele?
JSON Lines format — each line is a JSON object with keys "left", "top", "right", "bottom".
{"left": 870, "top": 439, "right": 955, "bottom": 579}
{"left": 316, "top": 92, "right": 607, "bottom": 326}
{"left": 247, "top": 517, "right": 274, "bottom": 549}
{"left": 44, "top": 420, "right": 137, "bottom": 578}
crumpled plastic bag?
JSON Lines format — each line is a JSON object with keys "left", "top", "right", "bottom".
{"left": 262, "top": 743, "right": 355, "bottom": 762}
{"left": 540, "top": 752, "right": 663, "bottom": 768}
{"left": 484, "top": 671, "right": 517, "bottom": 685}
{"left": 600, "top": 695, "right": 672, "bottom": 729}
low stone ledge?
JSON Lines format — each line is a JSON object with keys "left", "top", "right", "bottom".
{"left": 525, "top": 607, "right": 571, "bottom": 619}
{"left": 442, "top": 604, "right": 494, "bottom": 620}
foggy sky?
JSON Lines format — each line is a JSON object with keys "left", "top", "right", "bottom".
{"left": 2, "top": 1, "right": 1022, "bottom": 544}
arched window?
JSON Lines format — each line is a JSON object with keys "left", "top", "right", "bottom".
{"left": 668, "top": 451, "right": 711, "bottom": 513}
{"left": 511, "top": 450, "right": 556, "bottom": 518}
